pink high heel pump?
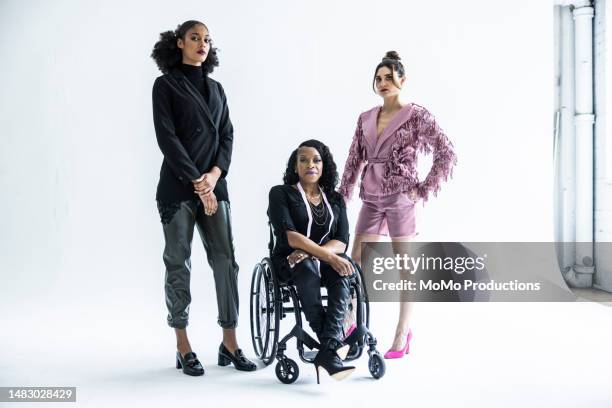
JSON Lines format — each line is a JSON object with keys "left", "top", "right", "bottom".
{"left": 384, "top": 329, "right": 412, "bottom": 359}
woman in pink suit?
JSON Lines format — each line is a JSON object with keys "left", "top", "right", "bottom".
{"left": 339, "top": 51, "right": 457, "bottom": 359}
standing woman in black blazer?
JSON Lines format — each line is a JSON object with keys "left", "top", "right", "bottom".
{"left": 150, "top": 20, "right": 255, "bottom": 375}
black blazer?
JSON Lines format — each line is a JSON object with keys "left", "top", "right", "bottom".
{"left": 267, "top": 185, "right": 350, "bottom": 260}
{"left": 152, "top": 66, "right": 233, "bottom": 203}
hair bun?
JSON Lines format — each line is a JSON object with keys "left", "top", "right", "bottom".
{"left": 383, "top": 50, "right": 401, "bottom": 61}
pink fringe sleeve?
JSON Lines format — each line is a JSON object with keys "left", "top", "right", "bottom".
{"left": 415, "top": 109, "right": 457, "bottom": 202}
{"left": 338, "top": 116, "right": 366, "bottom": 200}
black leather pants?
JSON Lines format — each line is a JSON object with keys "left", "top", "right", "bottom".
{"left": 277, "top": 254, "right": 351, "bottom": 344}
{"left": 158, "top": 199, "right": 239, "bottom": 329}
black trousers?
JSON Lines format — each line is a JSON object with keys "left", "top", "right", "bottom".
{"left": 276, "top": 254, "right": 351, "bottom": 344}
{"left": 158, "top": 199, "right": 239, "bottom": 329}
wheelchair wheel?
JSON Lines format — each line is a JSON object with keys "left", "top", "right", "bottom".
{"left": 354, "top": 263, "right": 370, "bottom": 328}
{"left": 250, "top": 258, "right": 281, "bottom": 366}
{"left": 275, "top": 358, "right": 299, "bottom": 384}
{"left": 344, "top": 263, "right": 371, "bottom": 362}
{"left": 368, "top": 352, "right": 385, "bottom": 379}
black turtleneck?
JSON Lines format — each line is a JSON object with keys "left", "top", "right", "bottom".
{"left": 179, "top": 63, "right": 209, "bottom": 102}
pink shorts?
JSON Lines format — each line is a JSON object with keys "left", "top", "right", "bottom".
{"left": 355, "top": 192, "right": 417, "bottom": 238}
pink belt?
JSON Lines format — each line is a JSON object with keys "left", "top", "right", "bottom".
{"left": 366, "top": 157, "right": 388, "bottom": 164}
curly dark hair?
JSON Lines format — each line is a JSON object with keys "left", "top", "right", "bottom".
{"left": 372, "top": 50, "right": 405, "bottom": 93}
{"left": 283, "top": 139, "right": 341, "bottom": 200}
{"left": 151, "top": 20, "right": 219, "bottom": 75}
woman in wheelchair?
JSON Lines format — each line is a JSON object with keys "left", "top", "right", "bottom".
{"left": 268, "top": 139, "right": 357, "bottom": 382}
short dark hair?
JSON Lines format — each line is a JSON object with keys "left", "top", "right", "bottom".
{"left": 151, "top": 20, "right": 219, "bottom": 75}
{"left": 283, "top": 139, "right": 341, "bottom": 200}
{"left": 372, "top": 50, "right": 405, "bottom": 93}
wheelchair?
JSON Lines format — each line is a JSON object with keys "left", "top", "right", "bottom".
{"left": 249, "top": 224, "right": 386, "bottom": 384}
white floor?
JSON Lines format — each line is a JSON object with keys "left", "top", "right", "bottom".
{"left": 2, "top": 297, "right": 612, "bottom": 408}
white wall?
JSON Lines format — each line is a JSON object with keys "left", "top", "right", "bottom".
{"left": 0, "top": 0, "right": 554, "bottom": 329}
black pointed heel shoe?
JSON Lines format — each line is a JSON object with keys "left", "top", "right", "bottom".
{"left": 218, "top": 343, "right": 257, "bottom": 371}
{"left": 313, "top": 346, "right": 355, "bottom": 384}
{"left": 176, "top": 351, "right": 205, "bottom": 376}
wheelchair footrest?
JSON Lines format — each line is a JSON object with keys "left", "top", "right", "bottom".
{"left": 278, "top": 325, "right": 321, "bottom": 351}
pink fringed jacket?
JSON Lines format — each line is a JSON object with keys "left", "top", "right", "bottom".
{"left": 339, "top": 103, "right": 457, "bottom": 202}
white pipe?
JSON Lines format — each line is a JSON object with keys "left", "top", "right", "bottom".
{"left": 559, "top": 6, "right": 576, "bottom": 272}
{"left": 566, "top": 3, "right": 595, "bottom": 287}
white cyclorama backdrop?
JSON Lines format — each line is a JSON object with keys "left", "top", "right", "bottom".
{"left": 0, "top": 0, "right": 554, "bottom": 369}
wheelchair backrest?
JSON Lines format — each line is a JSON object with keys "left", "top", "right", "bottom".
{"left": 266, "top": 209, "right": 276, "bottom": 258}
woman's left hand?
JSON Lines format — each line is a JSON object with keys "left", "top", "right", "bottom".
{"left": 287, "top": 250, "right": 310, "bottom": 268}
{"left": 194, "top": 173, "right": 218, "bottom": 195}
{"left": 194, "top": 167, "right": 222, "bottom": 196}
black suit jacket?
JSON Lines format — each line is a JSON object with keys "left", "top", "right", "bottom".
{"left": 152, "top": 66, "right": 233, "bottom": 203}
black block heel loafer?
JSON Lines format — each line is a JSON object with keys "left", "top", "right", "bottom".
{"left": 176, "top": 351, "right": 205, "bottom": 376}
{"left": 218, "top": 343, "right": 257, "bottom": 371}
